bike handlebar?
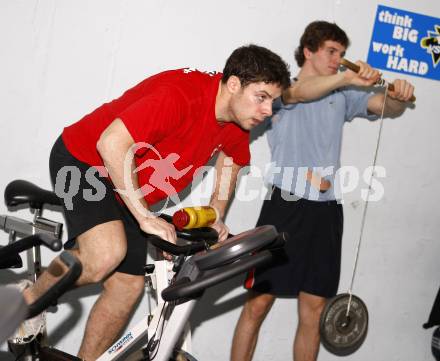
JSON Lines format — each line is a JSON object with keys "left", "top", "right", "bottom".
{"left": 161, "top": 229, "right": 287, "bottom": 301}
{"left": 148, "top": 227, "right": 219, "bottom": 255}
{"left": 147, "top": 214, "right": 219, "bottom": 256}
{"left": 162, "top": 250, "right": 275, "bottom": 301}
{"left": 0, "top": 233, "right": 62, "bottom": 264}
{"left": 27, "top": 252, "right": 82, "bottom": 318}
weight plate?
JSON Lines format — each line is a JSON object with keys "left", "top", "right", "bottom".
{"left": 320, "top": 293, "right": 368, "bottom": 356}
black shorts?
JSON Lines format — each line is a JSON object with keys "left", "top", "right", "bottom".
{"left": 246, "top": 187, "right": 343, "bottom": 298}
{"left": 49, "top": 136, "right": 150, "bottom": 276}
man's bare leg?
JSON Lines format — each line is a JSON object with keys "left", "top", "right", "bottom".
{"left": 21, "top": 220, "right": 145, "bottom": 360}
{"left": 293, "top": 291, "right": 326, "bottom": 361}
{"left": 231, "top": 291, "right": 275, "bottom": 361}
{"left": 78, "top": 272, "right": 145, "bottom": 360}
{"left": 23, "top": 220, "right": 128, "bottom": 303}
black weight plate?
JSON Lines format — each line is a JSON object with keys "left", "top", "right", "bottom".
{"left": 320, "top": 293, "right": 368, "bottom": 356}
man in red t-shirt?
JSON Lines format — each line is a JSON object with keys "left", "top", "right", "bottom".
{"left": 20, "top": 44, "right": 290, "bottom": 359}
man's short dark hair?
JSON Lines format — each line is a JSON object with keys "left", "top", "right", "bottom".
{"left": 222, "top": 44, "right": 291, "bottom": 90}
{"left": 294, "top": 21, "right": 350, "bottom": 67}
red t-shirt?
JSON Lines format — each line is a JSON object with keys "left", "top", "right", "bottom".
{"left": 62, "top": 68, "right": 250, "bottom": 206}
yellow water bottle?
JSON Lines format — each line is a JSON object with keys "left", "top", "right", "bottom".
{"left": 172, "top": 206, "right": 219, "bottom": 230}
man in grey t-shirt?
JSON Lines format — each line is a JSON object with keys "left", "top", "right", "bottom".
{"left": 231, "top": 21, "right": 415, "bottom": 361}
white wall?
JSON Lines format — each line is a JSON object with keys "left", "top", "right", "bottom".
{"left": 1, "top": 1, "right": 439, "bottom": 360}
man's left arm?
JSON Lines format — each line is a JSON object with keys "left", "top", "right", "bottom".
{"left": 209, "top": 151, "right": 242, "bottom": 241}
{"left": 367, "top": 79, "right": 415, "bottom": 117}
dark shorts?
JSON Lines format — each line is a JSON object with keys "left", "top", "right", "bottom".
{"left": 49, "top": 136, "right": 150, "bottom": 276}
{"left": 246, "top": 187, "right": 343, "bottom": 298}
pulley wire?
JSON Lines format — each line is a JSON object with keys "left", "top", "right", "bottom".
{"left": 346, "top": 84, "right": 389, "bottom": 316}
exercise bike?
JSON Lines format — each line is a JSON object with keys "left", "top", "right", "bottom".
{"left": 1, "top": 179, "right": 286, "bottom": 361}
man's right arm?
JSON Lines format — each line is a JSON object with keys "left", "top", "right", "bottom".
{"left": 97, "top": 118, "right": 176, "bottom": 243}
{"left": 282, "top": 73, "right": 348, "bottom": 104}
{"left": 282, "top": 61, "right": 381, "bottom": 104}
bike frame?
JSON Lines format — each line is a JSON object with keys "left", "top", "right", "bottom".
{"left": 97, "top": 258, "right": 195, "bottom": 361}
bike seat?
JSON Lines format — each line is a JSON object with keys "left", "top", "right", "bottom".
{"left": 5, "top": 180, "right": 61, "bottom": 209}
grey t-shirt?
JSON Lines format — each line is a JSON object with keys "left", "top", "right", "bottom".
{"left": 265, "top": 87, "right": 378, "bottom": 201}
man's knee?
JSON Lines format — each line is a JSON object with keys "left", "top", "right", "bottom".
{"left": 78, "top": 240, "right": 127, "bottom": 283}
{"left": 91, "top": 248, "right": 126, "bottom": 282}
{"left": 104, "top": 273, "right": 145, "bottom": 303}
{"left": 298, "top": 292, "right": 327, "bottom": 326}
{"left": 245, "top": 293, "right": 275, "bottom": 321}
{"left": 77, "top": 221, "right": 128, "bottom": 283}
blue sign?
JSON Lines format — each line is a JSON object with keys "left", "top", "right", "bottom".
{"left": 367, "top": 5, "right": 440, "bottom": 81}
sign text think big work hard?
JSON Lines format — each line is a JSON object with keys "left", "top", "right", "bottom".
{"left": 367, "top": 5, "right": 440, "bottom": 81}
